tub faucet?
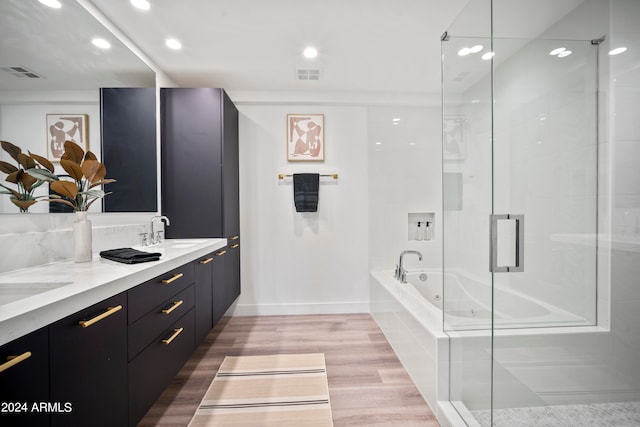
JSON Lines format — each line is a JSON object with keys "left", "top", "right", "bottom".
{"left": 395, "top": 250, "right": 423, "bottom": 283}
{"left": 150, "top": 215, "right": 170, "bottom": 244}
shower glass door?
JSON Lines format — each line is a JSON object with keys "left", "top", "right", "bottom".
{"left": 442, "top": 1, "right": 599, "bottom": 425}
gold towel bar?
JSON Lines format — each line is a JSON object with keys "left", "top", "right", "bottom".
{"left": 278, "top": 173, "right": 338, "bottom": 180}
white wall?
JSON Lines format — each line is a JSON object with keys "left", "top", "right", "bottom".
{"left": 234, "top": 104, "right": 369, "bottom": 315}
{"left": 368, "top": 106, "right": 443, "bottom": 272}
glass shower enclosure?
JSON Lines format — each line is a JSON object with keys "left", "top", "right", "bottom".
{"left": 441, "top": 0, "right": 607, "bottom": 425}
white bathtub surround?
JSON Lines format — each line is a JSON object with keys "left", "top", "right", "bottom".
{"left": 369, "top": 270, "right": 456, "bottom": 425}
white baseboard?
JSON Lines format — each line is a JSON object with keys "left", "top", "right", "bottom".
{"left": 229, "top": 301, "right": 369, "bottom": 316}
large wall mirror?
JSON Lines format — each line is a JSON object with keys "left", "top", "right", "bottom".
{"left": 0, "top": 0, "right": 157, "bottom": 214}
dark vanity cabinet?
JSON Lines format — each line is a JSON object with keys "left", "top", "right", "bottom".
{"left": 161, "top": 87, "right": 241, "bottom": 320}
{"left": 100, "top": 87, "right": 157, "bottom": 213}
{"left": 0, "top": 327, "right": 49, "bottom": 427}
{"left": 195, "top": 252, "right": 215, "bottom": 344}
{"left": 128, "top": 263, "right": 196, "bottom": 427}
{"left": 212, "top": 247, "right": 229, "bottom": 325}
{"left": 49, "top": 292, "right": 128, "bottom": 427}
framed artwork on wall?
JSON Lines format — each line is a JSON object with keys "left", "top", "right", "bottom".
{"left": 287, "top": 114, "right": 324, "bottom": 161}
{"left": 46, "top": 114, "right": 88, "bottom": 161}
{"left": 443, "top": 116, "right": 465, "bottom": 160}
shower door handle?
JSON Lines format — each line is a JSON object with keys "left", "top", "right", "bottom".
{"left": 490, "top": 214, "right": 524, "bottom": 273}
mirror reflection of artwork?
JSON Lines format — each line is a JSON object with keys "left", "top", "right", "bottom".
{"left": 287, "top": 114, "right": 324, "bottom": 161}
{"left": 443, "top": 116, "right": 465, "bottom": 160}
{"left": 46, "top": 114, "right": 88, "bottom": 161}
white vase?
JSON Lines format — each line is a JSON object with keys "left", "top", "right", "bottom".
{"left": 73, "top": 211, "right": 93, "bottom": 263}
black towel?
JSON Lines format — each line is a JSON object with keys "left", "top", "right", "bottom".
{"left": 293, "top": 173, "right": 320, "bottom": 212}
{"left": 99, "top": 248, "right": 162, "bottom": 264}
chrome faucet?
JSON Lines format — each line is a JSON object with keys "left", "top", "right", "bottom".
{"left": 395, "top": 250, "right": 423, "bottom": 283}
{"left": 149, "top": 215, "right": 170, "bottom": 244}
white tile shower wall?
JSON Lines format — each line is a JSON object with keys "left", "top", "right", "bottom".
{"left": 609, "top": 0, "right": 640, "bottom": 401}
{"left": 368, "top": 106, "right": 443, "bottom": 272}
{"left": 235, "top": 105, "right": 369, "bottom": 315}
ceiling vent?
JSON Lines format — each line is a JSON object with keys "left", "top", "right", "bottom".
{"left": 1, "top": 65, "right": 42, "bottom": 79}
{"left": 296, "top": 68, "right": 321, "bottom": 81}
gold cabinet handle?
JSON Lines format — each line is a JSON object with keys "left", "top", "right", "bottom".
{"left": 161, "top": 300, "right": 184, "bottom": 315}
{"left": 216, "top": 250, "right": 227, "bottom": 256}
{"left": 230, "top": 235, "right": 239, "bottom": 241}
{"left": 231, "top": 244, "right": 239, "bottom": 249}
{"left": 79, "top": 305, "right": 123, "bottom": 328}
{"left": 162, "top": 327, "right": 184, "bottom": 345}
{"left": 0, "top": 351, "right": 32, "bottom": 373}
{"left": 199, "top": 257, "right": 214, "bottom": 265}
{"left": 162, "top": 273, "right": 184, "bottom": 284}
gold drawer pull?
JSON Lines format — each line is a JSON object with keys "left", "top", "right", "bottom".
{"left": 0, "top": 351, "right": 32, "bottom": 373}
{"left": 161, "top": 300, "right": 184, "bottom": 315}
{"left": 199, "top": 257, "right": 214, "bottom": 265}
{"left": 79, "top": 305, "right": 123, "bottom": 328}
{"left": 230, "top": 235, "right": 239, "bottom": 241}
{"left": 231, "top": 244, "right": 239, "bottom": 249}
{"left": 216, "top": 250, "right": 227, "bottom": 256}
{"left": 162, "top": 273, "right": 184, "bottom": 284}
{"left": 162, "top": 327, "right": 184, "bottom": 345}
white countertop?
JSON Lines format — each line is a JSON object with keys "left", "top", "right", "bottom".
{"left": 0, "top": 238, "right": 227, "bottom": 346}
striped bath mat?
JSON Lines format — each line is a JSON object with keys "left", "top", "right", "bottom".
{"left": 189, "top": 353, "right": 334, "bottom": 426}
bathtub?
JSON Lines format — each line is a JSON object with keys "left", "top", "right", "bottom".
{"left": 370, "top": 269, "right": 599, "bottom": 427}
{"left": 401, "top": 269, "right": 588, "bottom": 331}
{"left": 369, "top": 269, "right": 461, "bottom": 426}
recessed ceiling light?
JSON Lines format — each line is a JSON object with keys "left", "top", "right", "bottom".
{"left": 303, "top": 47, "right": 318, "bottom": 59}
{"left": 549, "top": 47, "right": 566, "bottom": 56}
{"left": 38, "top": 0, "right": 61, "bottom": 8}
{"left": 131, "top": 0, "right": 151, "bottom": 10}
{"left": 469, "top": 45, "right": 483, "bottom": 53}
{"left": 92, "top": 38, "right": 111, "bottom": 49}
{"left": 392, "top": 118, "right": 401, "bottom": 122}
{"left": 375, "top": 142, "right": 382, "bottom": 145}
{"left": 609, "top": 47, "right": 627, "bottom": 55}
{"left": 457, "top": 47, "right": 471, "bottom": 56}
{"left": 166, "top": 38, "right": 182, "bottom": 50}
{"left": 481, "top": 51, "right": 495, "bottom": 60}
{"left": 557, "top": 50, "right": 572, "bottom": 58}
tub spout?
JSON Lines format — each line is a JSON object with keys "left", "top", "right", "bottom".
{"left": 397, "top": 250, "right": 423, "bottom": 283}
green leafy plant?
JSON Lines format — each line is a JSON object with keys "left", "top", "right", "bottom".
{"left": 29, "top": 140, "right": 115, "bottom": 211}
{"left": 0, "top": 140, "right": 55, "bottom": 212}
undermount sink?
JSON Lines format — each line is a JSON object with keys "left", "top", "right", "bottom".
{"left": 165, "top": 243, "right": 197, "bottom": 249}
{"left": 0, "top": 281, "right": 72, "bottom": 305}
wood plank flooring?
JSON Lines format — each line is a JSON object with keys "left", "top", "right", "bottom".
{"left": 138, "top": 313, "right": 440, "bottom": 426}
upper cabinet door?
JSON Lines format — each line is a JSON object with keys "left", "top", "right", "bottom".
{"left": 161, "top": 88, "right": 239, "bottom": 239}
{"left": 101, "top": 88, "right": 157, "bottom": 212}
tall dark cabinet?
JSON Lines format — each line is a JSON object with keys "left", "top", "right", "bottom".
{"left": 160, "top": 88, "right": 241, "bottom": 314}
{"left": 100, "top": 87, "right": 157, "bottom": 212}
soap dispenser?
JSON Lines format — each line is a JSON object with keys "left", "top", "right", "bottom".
{"left": 424, "top": 221, "right": 432, "bottom": 240}
{"left": 415, "top": 222, "right": 422, "bottom": 241}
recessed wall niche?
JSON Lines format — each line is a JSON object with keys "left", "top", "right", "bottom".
{"left": 408, "top": 212, "right": 435, "bottom": 241}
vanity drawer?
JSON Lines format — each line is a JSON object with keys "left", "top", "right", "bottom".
{"left": 128, "top": 262, "right": 195, "bottom": 324}
{"left": 128, "top": 308, "right": 195, "bottom": 427}
{"left": 128, "top": 284, "right": 195, "bottom": 360}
